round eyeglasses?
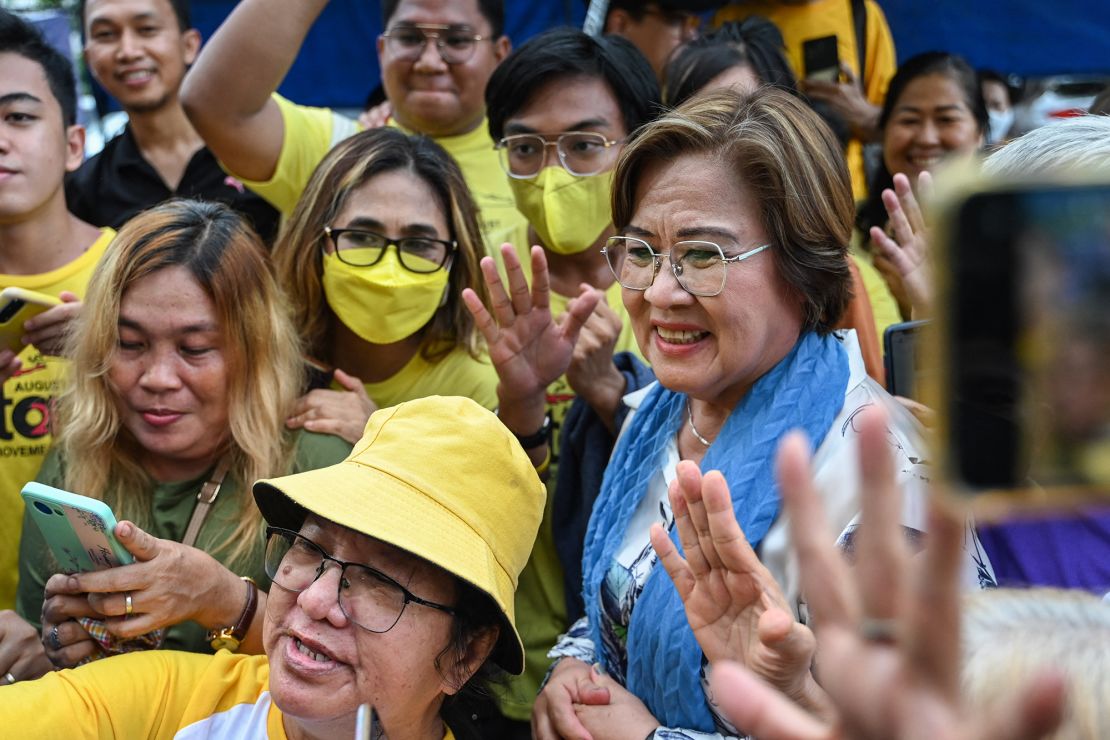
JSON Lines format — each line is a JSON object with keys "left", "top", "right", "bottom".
{"left": 495, "top": 132, "right": 623, "bottom": 179}
{"left": 264, "top": 527, "right": 457, "bottom": 633}
{"left": 324, "top": 227, "right": 456, "bottom": 274}
{"left": 602, "top": 236, "right": 772, "bottom": 297}
{"left": 380, "top": 24, "right": 489, "bottom": 65}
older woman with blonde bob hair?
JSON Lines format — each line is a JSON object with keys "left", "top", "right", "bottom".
{"left": 276, "top": 127, "right": 497, "bottom": 444}
{"left": 11, "top": 200, "right": 351, "bottom": 675}
{"left": 471, "top": 87, "right": 930, "bottom": 738}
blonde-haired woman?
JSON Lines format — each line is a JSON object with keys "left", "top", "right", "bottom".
{"left": 276, "top": 127, "right": 497, "bottom": 444}
{"left": 13, "top": 200, "right": 351, "bottom": 673}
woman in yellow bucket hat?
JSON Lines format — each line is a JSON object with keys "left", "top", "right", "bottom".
{"left": 0, "top": 395, "right": 545, "bottom": 740}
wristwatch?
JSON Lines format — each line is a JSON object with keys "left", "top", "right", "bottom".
{"left": 513, "top": 413, "right": 552, "bottom": 450}
{"left": 208, "top": 576, "right": 258, "bottom": 652}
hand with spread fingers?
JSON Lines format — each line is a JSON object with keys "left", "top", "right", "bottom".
{"left": 650, "top": 461, "right": 831, "bottom": 720}
{"left": 285, "top": 368, "right": 379, "bottom": 444}
{"left": 870, "top": 171, "right": 934, "bottom": 318}
{"left": 706, "top": 409, "right": 1066, "bottom": 740}
{"left": 0, "top": 611, "right": 53, "bottom": 682}
{"left": 41, "top": 521, "right": 262, "bottom": 667}
{"left": 461, "top": 243, "right": 599, "bottom": 437}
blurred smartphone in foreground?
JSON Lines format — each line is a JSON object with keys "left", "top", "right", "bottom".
{"left": 938, "top": 179, "right": 1110, "bottom": 508}
{"left": 0, "top": 287, "right": 61, "bottom": 354}
{"left": 21, "top": 482, "right": 133, "bottom": 572}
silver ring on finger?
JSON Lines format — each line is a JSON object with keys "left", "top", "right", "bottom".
{"left": 1, "top": 671, "right": 15, "bottom": 685}
{"left": 124, "top": 591, "right": 134, "bottom": 617}
{"left": 49, "top": 625, "right": 61, "bottom": 651}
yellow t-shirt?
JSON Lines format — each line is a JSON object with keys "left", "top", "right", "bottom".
{"left": 0, "top": 649, "right": 457, "bottom": 739}
{"left": 360, "top": 344, "right": 498, "bottom": 412}
{"left": 232, "top": 95, "right": 526, "bottom": 252}
{"left": 714, "top": 0, "right": 897, "bottom": 198}
{"left": 0, "top": 227, "right": 114, "bottom": 609}
{"left": 850, "top": 247, "right": 902, "bottom": 347}
{"left": 496, "top": 228, "right": 644, "bottom": 719}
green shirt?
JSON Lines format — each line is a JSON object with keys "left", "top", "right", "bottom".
{"left": 16, "top": 431, "right": 351, "bottom": 654}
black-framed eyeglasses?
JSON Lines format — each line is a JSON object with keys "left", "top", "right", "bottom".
{"left": 495, "top": 132, "right": 624, "bottom": 179}
{"left": 602, "top": 236, "right": 772, "bottom": 297}
{"left": 324, "top": 227, "right": 456, "bottom": 274}
{"left": 265, "top": 527, "right": 457, "bottom": 633}
{"left": 380, "top": 23, "right": 490, "bottom": 65}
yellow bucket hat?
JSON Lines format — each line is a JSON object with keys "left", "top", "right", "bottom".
{"left": 252, "top": 396, "right": 545, "bottom": 675}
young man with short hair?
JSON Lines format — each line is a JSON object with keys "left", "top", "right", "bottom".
{"left": 480, "top": 28, "right": 661, "bottom": 730}
{"left": 181, "top": 0, "right": 525, "bottom": 248}
{"left": 65, "top": 0, "right": 278, "bottom": 242}
{"left": 0, "top": 10, "right": 114, "bottom": 613}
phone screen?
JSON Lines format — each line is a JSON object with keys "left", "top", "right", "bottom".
{"left": 947, "top": 184, "right": 1110, "bottom": 495}
{"left": 802, "top": 35, "right": 839, "bottom": 82}
{"left": 884, "top": 320, "right": 931, "bottom": 400}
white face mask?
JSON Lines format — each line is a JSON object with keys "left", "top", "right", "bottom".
{"left": 987, "top": 108, "right": 1015, "bottom": 145}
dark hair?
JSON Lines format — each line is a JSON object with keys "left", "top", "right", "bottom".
{"left": 78, "top": 0, "right": 192, "bottom": 32}
{"left": 0, "top": 10, "right": 77, "bottom": 126}
{"left": 614, "top": 88, "right": 854, "bottom": 334}
{"left": 978, "top": 68, "right": 1020, "bottom": 106}
{"left": 663, "top": 17, "right": 796, "bottom": 108}
{"left": 486, "top": 28, "right": 661, "bottom": 142}
{"left": 381, "top": 0, "right": 504, "bottom": 38}
{"left": 436, "top": 578, "right": 508, "bottom": 712}
{"left": 857, "top": 51, "right": 988, "bottom": 237}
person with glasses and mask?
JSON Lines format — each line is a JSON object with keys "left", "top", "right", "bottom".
{"left": 276, "top": 127, "right": 497, "bottom": 446}
{"left": 464, "top": 27, "right": 660, "bottom": 731}
{"left": 180, "top": 0, "right": 526, "bottom": 249}
{"left": 0, "top": 396, "right": 545, "bottom": 740}
{"left": 470, "top": 87, "right": 930, "bottom": 740}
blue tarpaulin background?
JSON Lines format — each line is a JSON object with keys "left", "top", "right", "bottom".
{"left": 46, "top": 1, "right": 1110, "bottom": 109}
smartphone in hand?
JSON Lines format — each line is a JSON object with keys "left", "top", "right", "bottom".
{"left": 802, "top": 35, "right": 840, "bottom": 83}
{"left": 21, "top": 482, "right": 133, "bottom": 572}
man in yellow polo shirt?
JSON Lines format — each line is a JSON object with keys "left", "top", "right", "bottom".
{"left": 181, "top": 0, "right": 526, "bottom": 248}
{"left": 0, "top": 11, "right": 114, "bottom": 612}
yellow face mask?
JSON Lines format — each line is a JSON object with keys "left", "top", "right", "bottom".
{"left": 508, "top": 167, "right": 614, "bottom": 255}
{"left": 321, "top": 249, "right": 449, "bottom": 345}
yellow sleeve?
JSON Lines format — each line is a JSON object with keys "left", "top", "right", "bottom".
{"left": 863, "top": 0, "right": 897, "bottom": 104}
{"left": 0, "top": 651, "right": 213, "bottom": 739}
{"left": 232, "top": 94, "right": 362, "bottom": 215}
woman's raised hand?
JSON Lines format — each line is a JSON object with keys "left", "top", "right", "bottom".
{"left": 651, "top": 462, "right": 830, "bottom": 718}
{"left": 462, "top": 244, "right": 599, "bottom": 431}
{"left": 870, "top": 171, "right": 934, "bottom": 318}
{"left": 706, "top": 409, "right": 1066, "bottom": 740}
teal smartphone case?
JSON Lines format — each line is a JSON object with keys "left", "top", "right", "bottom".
{"left": 21, "top": 482, "right": 134, "bottom": 572}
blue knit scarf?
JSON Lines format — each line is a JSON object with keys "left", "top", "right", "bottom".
{"left": 582, "top": 331, "right": 850, "bottom": 730}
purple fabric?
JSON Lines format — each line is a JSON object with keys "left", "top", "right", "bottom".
{"left": 976, "top": 506, "right": 1110, "bottom": 594}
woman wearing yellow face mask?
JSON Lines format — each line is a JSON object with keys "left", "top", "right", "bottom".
{"left": 276, "top": 128, "right": 496, "bottom": 444}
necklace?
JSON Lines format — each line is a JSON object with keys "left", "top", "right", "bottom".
{"left": 686, "top": 398, "right": 712, "bottom": 447}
